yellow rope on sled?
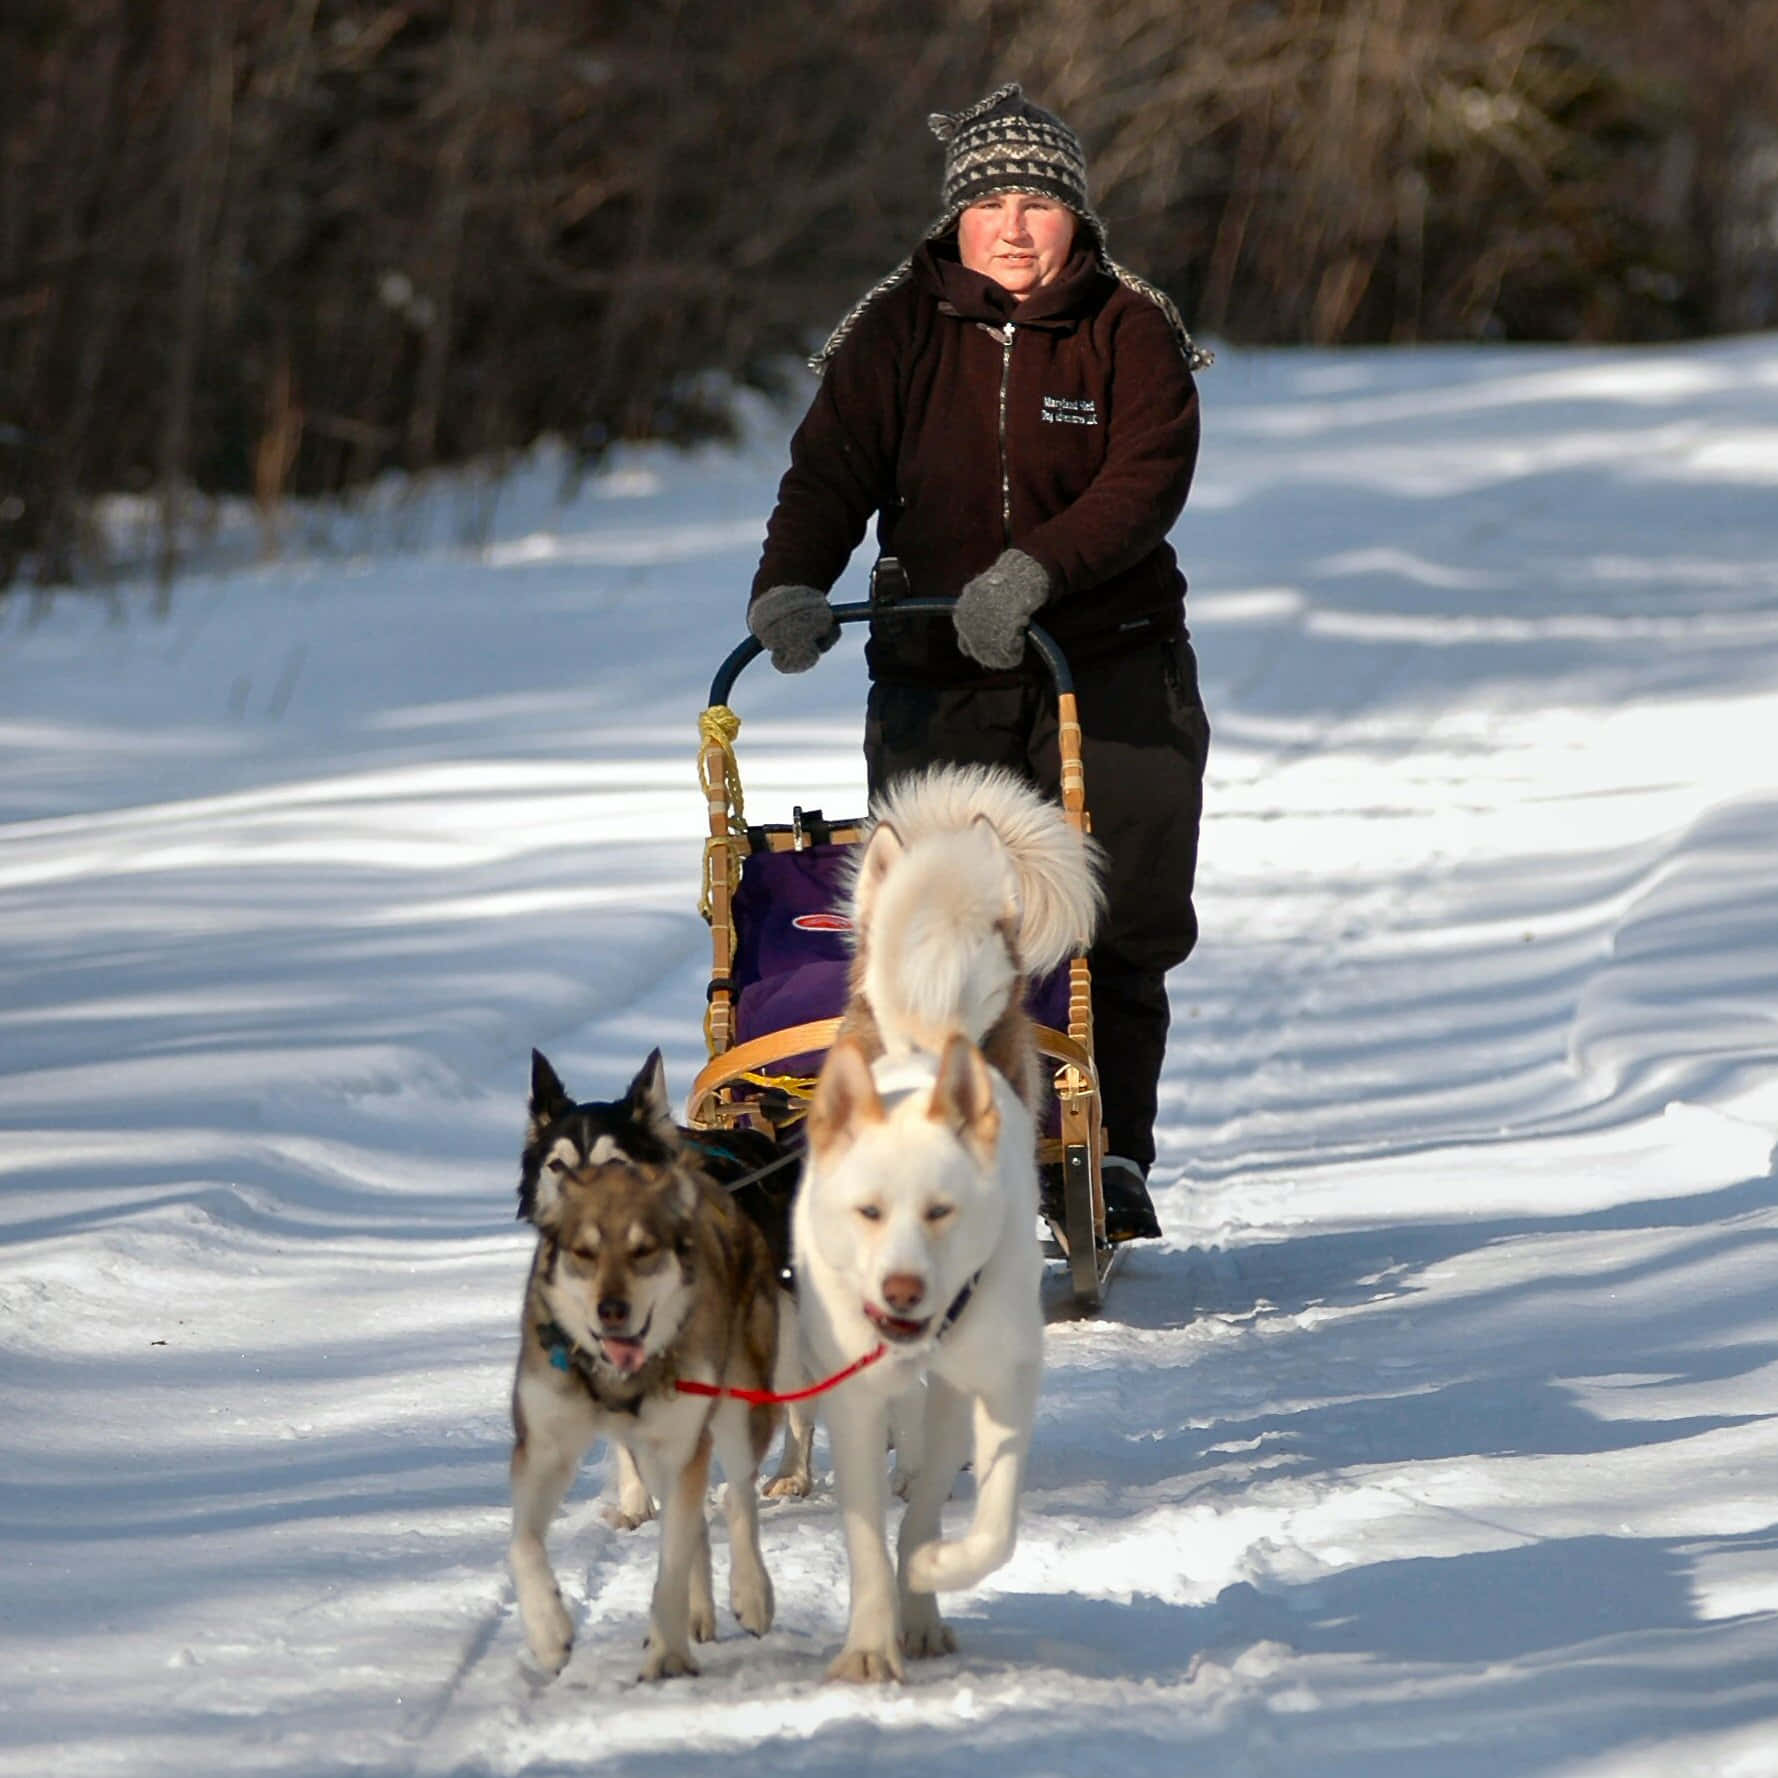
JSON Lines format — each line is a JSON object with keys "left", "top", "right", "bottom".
{"left": 698, "top": 704, "right": 745, "bottom": 824}
{"left": 731, "top": 1069, "right": 820, "bottom": 1130}
{"left": 736, "top": 1070, "right": 819, "bottom": 1099}
{"left": 698, "top": 704, "right": 746, "bottom": 925}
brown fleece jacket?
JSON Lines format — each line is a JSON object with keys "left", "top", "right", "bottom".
{"left": 751, "top": 241, "right": 1201, "bottom": 682}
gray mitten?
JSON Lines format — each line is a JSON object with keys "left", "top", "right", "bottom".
{"left": 748, "top": 584, "right": 839, "bottom": 674}
{"left": 953, "top": 549, "right": 1051, "bottom": 670}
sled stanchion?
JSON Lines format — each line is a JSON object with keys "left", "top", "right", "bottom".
{"left": 1062, "top": 1142, "right": 1102, "bottom": 1308}
{"left": 1057, "top": 691, "right": 1087, "bottom": 829}
{"left": 1055, "top": 685, "right": 1093, "bottom": 1059}
{"left": 697, "top": 705, "right": 748, "bottom": 1057}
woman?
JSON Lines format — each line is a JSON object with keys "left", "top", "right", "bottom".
{"left": 747, "top": 84, "right": 1211, "bottom": 1241}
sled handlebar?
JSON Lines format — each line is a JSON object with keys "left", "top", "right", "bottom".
{"left": 709, "top": 599, "right": 1074, "bottom": 709}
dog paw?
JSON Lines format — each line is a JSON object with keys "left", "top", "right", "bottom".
{"left": 519, "top": 1592, "right": 575, "bottom": 1676}
{"left": 825, "top": 1641, "right": 905, "bottom": 1684}
{"left": 689, "top": 1596, "right": 717, "bottom": 1644}
{"left": 901, "top": 1618, "right": 958, "bottom": 1661}
{"left": 603, "top": 1501, "right": 655, "bottom": 1531}
{"left": 606, "top": 1466, "right": 656, "bottom": 1529}
{"left": 762, "top": 1473, "right": 811, "bottom": 1500}
{"left": 731, "top": 1569, "right": 775, "bottom": 1637}
{"left": 639, "top": 1639, "right": 700, "bottom": 1682}
{"left": 900, "top": 1590, "right": 955, "bottom": 1660}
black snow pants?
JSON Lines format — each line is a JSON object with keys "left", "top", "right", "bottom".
{"left": 863, "top": 633, "right": 1210, "bottom": 1173}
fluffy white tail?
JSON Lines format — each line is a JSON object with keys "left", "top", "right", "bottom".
{"left": 851, "top": 764, "right": 1104, "bottom": 1053}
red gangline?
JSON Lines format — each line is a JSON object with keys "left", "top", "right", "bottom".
{"left": 675, "top": 1342, "right": 887, "bottom": 1405}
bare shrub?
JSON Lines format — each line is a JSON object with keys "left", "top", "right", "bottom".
{"left": 1, "top": 0, "right": 1773, "bottom": 588}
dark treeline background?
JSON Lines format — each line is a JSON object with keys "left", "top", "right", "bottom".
{"left": 3, "top": 0, "right": 1776, "bottom": 585}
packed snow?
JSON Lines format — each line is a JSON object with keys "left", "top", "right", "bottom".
{"left": 3, "top": 339, "right": 1776, "bottom": 1777}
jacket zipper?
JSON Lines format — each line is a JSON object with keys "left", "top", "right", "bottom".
{"left": 996, "top": 323, "right": 1015, "bottom": 542}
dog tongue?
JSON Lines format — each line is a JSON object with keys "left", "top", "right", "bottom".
{"left": 602, "top": 1335, "right": 648, "bottom": 1375}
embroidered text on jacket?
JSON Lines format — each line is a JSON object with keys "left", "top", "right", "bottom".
{"left": 1041, "top": 395, "right": 1098, "bottom": 425}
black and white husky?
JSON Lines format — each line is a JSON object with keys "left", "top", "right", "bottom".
{"left": 796, "top": 764, "right": 1103, "bottom": 1681}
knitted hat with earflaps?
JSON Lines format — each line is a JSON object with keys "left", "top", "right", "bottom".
{"left": 810, "top": 83, "right": 1211, "bottom": 375}
{"left": 927, "top": 83, "right": 1105, "bottom": 252}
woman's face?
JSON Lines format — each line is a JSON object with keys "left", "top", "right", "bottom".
{"left": 957, "top": 193, "right": 1077, "bottom": 299}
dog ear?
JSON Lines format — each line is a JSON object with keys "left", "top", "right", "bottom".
{"left": 851, "top": 819, "right": 905, "bottom": 930}
{"left": 807, "top": 1038, "right": 884, "bottom": 1161}
{"left": 927, "top": 1034, "right": 1000, "bottom": 1166}
{"left": 522, "top": 1160, "right": 567, "bottom": 1231}
{"left": 625, "top": 1048, "right": 680, "bottom": 1150}
{"left": 969, "top": 812, "right": 1024, "bottom": 929}
{"left": 528, "top": 1049, "right": 573, "bottom": 1146}
{"left": 518, "top": 1088, "right": 570, "bottom": 1231}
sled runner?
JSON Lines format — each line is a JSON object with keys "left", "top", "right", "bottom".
{"left": 687, "top": 599, "right": 1120, "bottom": 1311}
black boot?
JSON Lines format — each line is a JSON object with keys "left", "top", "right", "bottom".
{"left": 1039, "top": 1154, "right": 1163, "bottom": 1244}
{"left": 1100, "top": 1155, "right": 1162, "bottom": 1243}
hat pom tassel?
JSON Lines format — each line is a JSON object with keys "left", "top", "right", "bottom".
{"left": 928, "top": 80, "right": 1022, "bottom": 143}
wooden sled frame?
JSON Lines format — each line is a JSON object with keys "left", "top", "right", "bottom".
{"left": 689, "top": 599, "right": 1119, "bottom": 1310}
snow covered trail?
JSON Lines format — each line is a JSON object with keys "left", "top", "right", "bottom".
{"left": 2, "top": 346, "right": 1776, "bottom": 1776}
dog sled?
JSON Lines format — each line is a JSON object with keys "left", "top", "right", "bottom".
{"left": 687, "top": 599, "right": 1121, "bottom": 1312}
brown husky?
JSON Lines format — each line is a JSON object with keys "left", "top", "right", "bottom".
{"left": 508, "top": 1049, "right": 783, "bottom": 1681}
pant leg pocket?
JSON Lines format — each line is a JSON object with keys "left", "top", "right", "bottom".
{"left": 1161, "top": 638, "right": 1211, "bottom": 766}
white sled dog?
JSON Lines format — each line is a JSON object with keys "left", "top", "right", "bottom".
{"left": 796, "top": 764, "right": 1103, "bottom": 1681}
{"left": 836, "top": 763, "right": 1104, "bottom": 1116}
